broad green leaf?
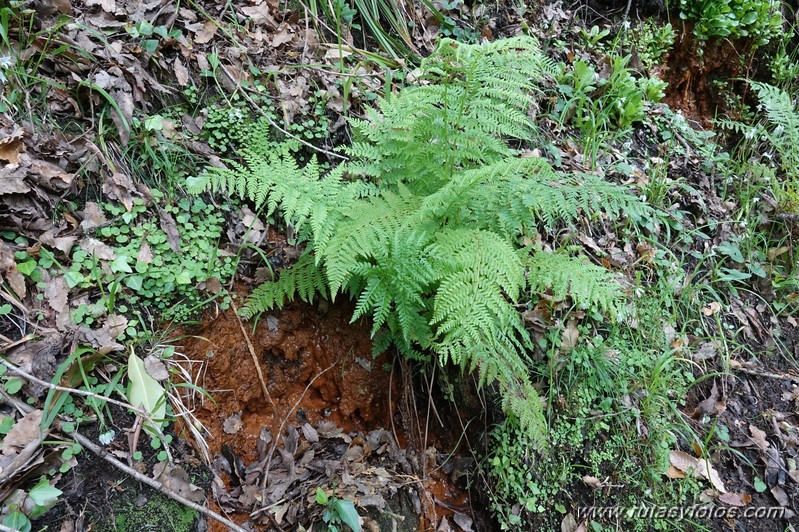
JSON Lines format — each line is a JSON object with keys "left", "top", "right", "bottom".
{"left": 315, "top": 487, "right": 329, "bottom": 505}
{"left": 3, "top": 511, "right": 31, "bottom": 532}
{"left": 17, "top": 260, "right": 37, "bottom": 276}
{"left": 110, "top": 255, "right": 133, "bottom": 274}
{"left": 332, "top": 499, "right": 360, "bottom": 532}
{"left": 28, "top": 477, "right": 63, "bottom": 507}
{"left": 127, "top": 351, "right": 166, "bottom": 432}
{"left": 64, "top": 271, "right": 85, "bottom": 289}
{"left": 124, "top": 275, "right": 144, "bottom": 291}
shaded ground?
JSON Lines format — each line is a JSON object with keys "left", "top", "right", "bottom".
{"left": 2, "top": 0, "right": 799, "bottom": 530}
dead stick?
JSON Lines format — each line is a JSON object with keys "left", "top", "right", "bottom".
{"left": 72, "top": 430, "right": 249, "bottom": 532}
{"left": 230, "top": 301, "right": 274, "bottom": 407}
{"left": 733, "top": 365, "right": 799, "bottom": 384}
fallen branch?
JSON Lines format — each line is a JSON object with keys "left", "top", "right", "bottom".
{"left": 73, "top": 430, "right": 249, "bottom": 532}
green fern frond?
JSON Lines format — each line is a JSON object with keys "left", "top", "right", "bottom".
{"left": 527, "top": 252, "right": 622, "bottom": 314}
{"left": 239, "top": 252, "right": 328, "bottom": 319}
{"left": 191, "top": 37, "right": 648, "bottom": 449}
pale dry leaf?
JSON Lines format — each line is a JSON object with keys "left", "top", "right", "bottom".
{"left": 80, "top": 237, "right": 116, "bottom": 261}
{"left": 174, "top": 58, "right": 189, "bottom": 87}
{"left": 158, "top": 209, "right": 181, "bottom": 252}
{"left": 581, "top": 475, "right": 603, "bottom": 489}
{"left": 2, "top": 410, "right": 43, "bottom": 454}
{"left": 697, "top": 381, "right": 726, "bottom": 416}
{"left": 701, "top": 301, "right": 722, "bottom": 316}
{"left": 193, "top": 21, "right": 217, "bottom": 44}
{"left": 144, "top": 356, "right": 169, "bottom": 381}
{"left": 749, "top": 424, "right": 770, "bottom": 452}
{"left": 223, "top": 413, "right": 243, "bottom": 434}
{"left": 560, "top": 320, "right": 579, "bottom": 353}
{"left": 0, "top": 134, "right": 24, "bottom": 163}
{"left": 137, "top": 241, "right": 153, "bottom": 264}
{"left": 665, "top": 465, "right": 686, "bottom": 479}
{"left": 770, "top": 486, "right": 789, "bottom": 506}
{"left": 669, "top": 450, "right": 726, "bottom": 493}
{"left": 40, "top": 230, "right": 77, "bottom": 255}
{"left": 241, "top": 4, "right": 277, "bottom": 27}
{"left": 561, "top": 513, "right": 578, "bottom": 532}
{"left": 718, "top": 492, "right": 751, "bottom": 506}
{"left": 80, "top": 202, "right": 107, "bottom": 231}
{"left": 452, "top": 512, "right": 473, "bottom": 531}
{"left": 86, "top": 0, "right": 115, "bottom": 12}
{"left": 153, "top": 463, "right": 205, "bottom": 502}
{"left": 102, "top": 172, "right": 135, "bottom": 211}
{"left": 45, "top": 275, "right": 69, "bottom": 315}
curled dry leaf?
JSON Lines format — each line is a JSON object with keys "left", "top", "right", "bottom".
{"left": 144, "top": 356, "right": 169, "bottom": 381}
{"left": 80, "top": 237, "right": 116, "bottom": 261}
{"left": 749, "top": 424, "right": 770, "bottom": 452}
{"left": 669, "top": 450, "right": 726, "bottom": 493}
{"left": 581, "top": 475, "right": 604, "bottom": 489}
{"left": 718, "top": 492, "right": 752, "bottom": 506}
{"left": 1, "top": 410, "right": 43, "bottom": 454}
{"left": 702, "top": 302, "right": 722, "bottom": 316}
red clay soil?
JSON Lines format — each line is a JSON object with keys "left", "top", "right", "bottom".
{"left": 176, "top": 297, "right": 395, "bottom": 465}
{"left": 661, "top": 21, "right": 749, "bottom": 125}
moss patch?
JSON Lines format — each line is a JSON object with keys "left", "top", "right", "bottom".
{"left": 94, "top": 490, "right": 197, "bottom": 532}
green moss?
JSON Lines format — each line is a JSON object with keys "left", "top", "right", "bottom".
{"left": 95, "top": 491, "right": 197, "bottom": 532}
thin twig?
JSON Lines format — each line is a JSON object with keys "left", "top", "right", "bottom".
{"left": 72, "top": 430, "right": 249, "bottom": 532}
{"left": 254, "top": 359, "right": 338, "bottom": 512}
{"left": 0, "top": 357, "right": 149, "bottom": 417}
{"left": 230, "top": 301, "right": 274, "bottom": 407}
{"left": 733, "top": 365, "right": 799, "bottom": 384}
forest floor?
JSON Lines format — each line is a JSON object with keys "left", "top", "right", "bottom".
{"left": 1, "top": 0, "right": 798, "bottom": 531}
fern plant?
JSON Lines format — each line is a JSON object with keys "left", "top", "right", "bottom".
{"left": 718, "top": 80, "right": 799, "bottom": 212}
{"left": 188, "top": 36, "right": 647, "bottom": 446}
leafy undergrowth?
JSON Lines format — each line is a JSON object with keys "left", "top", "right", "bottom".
{"left": 0, "top": 0, "right": 798, "bottom": 531}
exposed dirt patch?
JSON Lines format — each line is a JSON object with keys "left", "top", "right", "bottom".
{"left": 177, "top": 296, "right": 395, "bottom": 464}
{"left": 172, "top": 295, "right": 477, "bottom": 530}
{"left": 661, "top": 21, "right": 748, "bottom": 126}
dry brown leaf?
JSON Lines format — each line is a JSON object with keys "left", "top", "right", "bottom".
{"left": 702, "top": 302, "right": 721, "bottom": 316}
{"left": 581, "top": 475, "right": 603, "bottom": 489}
{"left": 560, "top": 320, "right": 579, "bottom": 353}
{"left": 158, "top": 209, "right": 181, "bottom": 252}
{"left": 102, "top": 172, "right": 135, "bottom": 211}
{"left": 697, "top": 381, "right": 726, "bottom": 416}
{"left": 770, "top": 486, "right": 789, "bottom": 506}
{"left": 241, "top": 3, "right": 277, "bottom": 27}
{"left": 80, "top": 202, "right": 107, "bottom": 231}
{"left": 1, "top": 410, "right": 43, "bottom": 454}
{"left": 45, "top": 275, "right": 69, "bottom": 315}
{"left": 749, "top": 424, "right": 770, "bottom": 452}
{"left": 669, "top": 450, "right": 726, "bottom": 493}
{"left": 0, "top": 132, "right": 24, "bottom": 163}
{"left": 40, "top": 230, "right": 77, "bottom": 255}
{"left": 0, "top": 241, "right": 26, "bottom": 299}
{"left": 174, "top": 57, "right": 189, "bottom": 87}
{"left": 665, "top": 465, "right": 686, "bottom": 479}
{"left": 86, "top": 0, "right": 115, "bottom": 12}
{"left": 193, "top": 21, "right": 217, "bottom": 44}
{"left": 153, "top": 463, "right": 205, "bottom": 502}
{"left": 137, "top": 241, "right": 153, "bottom": 264}
{"left": 144, "top": 356, "right": 169, "bottom": 381}
{"left": 718, "top": 492, "right": 751, "bottom": 506}
{"left": 80, "top": 238, "right": 116, "bottom": 261}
